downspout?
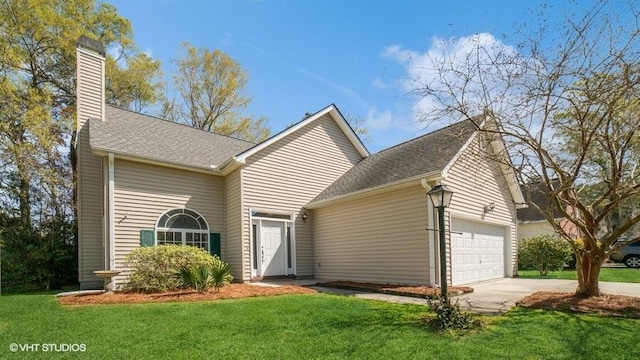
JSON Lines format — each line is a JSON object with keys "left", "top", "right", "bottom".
{"left": 421, "top": 179, "right": 436, "bottom": 287}
{"left": 108, "top": 153, "right": 115, "bottom": 272}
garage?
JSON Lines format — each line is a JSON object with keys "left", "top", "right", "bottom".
{"left": 450, "top": 218, "right": 507, "bottom": 285}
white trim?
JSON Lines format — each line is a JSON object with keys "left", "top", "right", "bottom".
{"left": 289, "top": 216, "right": 297, "bottom": 275}
{"left": 108, "top": 153, "right": 115, "bottom": 271}
{"left": 154, "top": 207, "right": 211, "bottom": 250}
{"left": 100, "top": 51, "right": 105, "bottom": 122}
{"left": 487, "top": 127, "right": 526, "bottom": 206}
{"left": 440, "top": 117, "right": 526, "bottom": 208}
{"left": 92, "top": 149, "right": 221, "bottom": 175}
{"left": 154, "top": 207, "right": 211, "bottom": 231}
{"left": 102, "top": 158, "right": 108, "bottom": 271}
{"left": 306, "top": 171, "right": 443, "bottom": 209}
{"left": 233, "top": 104, "right": 369, "bottom": 163}
{"left": 505, "top": 224, "right": 514, "bottom": 277}
{"left": 442, "top": 126, "right": 481, "bottom": 177}
{"left": 249, "top": 208, "right": 296, "bottom": 277}
{"left": 427, "top": 196, "right": 437, "bottom": 287}
{"left": 448, "top": 209, "right": 514, "bottom": 227}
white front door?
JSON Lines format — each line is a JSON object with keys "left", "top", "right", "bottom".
{"left": 451, "top": 219, "right": 506, "bottom": 285}
{"left": 261, "top": 221, "right": 286, "bottom": 276}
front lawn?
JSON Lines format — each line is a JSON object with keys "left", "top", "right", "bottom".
{"left": 518, "top": 267, "right": 640, "bottom": 283}
{"left": 1, "top": 292, "right": 639, "bottom": 359}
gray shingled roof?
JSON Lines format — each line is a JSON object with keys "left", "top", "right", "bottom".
{"left": 310, "top": 119, "right": 479, "bottom": 204}
{"left": 89, "top": 106, "right": 255, "bottom": 169}
{"left": 517, "top": 180, "right": 563, "bottom": 222}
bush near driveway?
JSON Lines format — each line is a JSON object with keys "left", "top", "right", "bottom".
{"left": 519, "top": 235, "right": 573, "bottom": 275}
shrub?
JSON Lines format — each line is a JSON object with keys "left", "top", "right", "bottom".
{"left": 179, "top": 261, "right": 232, "bottom": 292}
{"left": 518, "top": 235, "right": 573, "bottom": 275}
{"left": 425, "top": 296, "right": 481, "bottom": 332}
{"left": 0, "top": 217, "right": 77, "bottom": 292}
{"left": 124, "top": 245, "right": 232, "bottom": 292}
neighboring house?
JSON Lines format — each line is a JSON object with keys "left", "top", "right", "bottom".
{"left": 76, "top": 36, "right": 525, "bottom": 290}
{"left": 517, "top": 181, "right": 581, "bottom": 241}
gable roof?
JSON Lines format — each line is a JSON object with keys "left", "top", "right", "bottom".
{"left": 308, "top": 119, "right": 479, "bottom": 206}
{"left": 223, "top": 104, "right": 368, "bottom": 168}
{"left": 89, "top": 106, "right": 255, "bottom": 171}
{"left": 517, "top": 179, "right": 563, "bottom": 222}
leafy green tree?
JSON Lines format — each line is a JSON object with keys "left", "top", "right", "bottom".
{"left": 0, "top": 0, "right": 134, "bottom": 224}
{"left": 106, "top": 52, "right": 164, "bottom": 112}
{"left": 163, "top": 42, "right": 270, "bottom": 142}
{"left": 0, "top": 0, "right": 144, "bottom": 291}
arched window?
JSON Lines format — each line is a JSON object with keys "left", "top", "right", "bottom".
{"left": 155, "top": 208, "right": 210, "bottom": 251}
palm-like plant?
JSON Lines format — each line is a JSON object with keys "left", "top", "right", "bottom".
{"left": 210, "top": 262, "right": 233, "bottom": 292}
{"left": 179, "top": 261, "right": 232, "bottom": 292}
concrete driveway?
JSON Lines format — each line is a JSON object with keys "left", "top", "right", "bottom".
{"left": 454, "top": 278, "right": 640, "bottom": 313}
{"left": 310, "top": 278, "right": 640, "bottom": 314}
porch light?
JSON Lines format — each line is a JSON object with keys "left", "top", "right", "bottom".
{"left": 428, "top": 184, "right": 453, "bottom": 300}
{"left": 483, "top": 202, "right": 496, "bottom": 214}
{"left": 301, "top": 212, "right": 308, "bottom": 222}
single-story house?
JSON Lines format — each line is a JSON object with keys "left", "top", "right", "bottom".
{"left": 76, "top": 36, "right": 526, "bottom": 290}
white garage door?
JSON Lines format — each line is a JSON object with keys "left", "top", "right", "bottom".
{"left": 451, "top": 219, "right": 506, "bottom": 285}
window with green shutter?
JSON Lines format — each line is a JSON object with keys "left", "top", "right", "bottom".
{"left": 139, "top": 230, "right": 155, "bottom": 247}
{"left": 209, "top": 233, "right": 221, "bottom": 257}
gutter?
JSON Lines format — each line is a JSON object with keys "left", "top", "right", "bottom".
{"left": 306, "top": 171, "right": 443, "bottom": 209}
{"left": 108, "top": 153, "right": 115, "bottom": 271}
{"left": 92, "top": 148, "right": 222, "bottom": 175}
{"left": 421, "top": 179, "right": 437, "bottom": 287}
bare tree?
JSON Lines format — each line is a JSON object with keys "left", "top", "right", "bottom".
{"left": 405, "top": 1, "right": 640, "bottom": 297}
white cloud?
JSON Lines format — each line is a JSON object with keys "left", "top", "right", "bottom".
{"left": 365, "top": 107, "right": 394, "bottom": 130}
{"left": 383, "top": 33, "right": 525, "bottom": 123}
{"left": 381, "top": 44, "right": 417, "bottom": 63}
{"left": 370, "top": 77, "right": 388, "bottom": 90}
{"left": 143, "top": 48, "right": 154, "bottom": 57}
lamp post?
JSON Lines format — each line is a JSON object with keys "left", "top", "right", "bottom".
{"left": 428, "top": 184, "right": 453, "bottom": 300}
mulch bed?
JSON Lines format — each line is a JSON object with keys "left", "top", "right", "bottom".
{"left": 517, "top": 291, "right": 640, "bottom": 318}
{"left": 58, "top": 284, "right": 316, "bottom": 306}
{"left": 58, "top": 281, "right": 640, "bottom": 319}
{"left": 317, "top": 280, "right": 474, "bottom": 299}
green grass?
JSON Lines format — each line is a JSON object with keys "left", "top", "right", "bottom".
{"left": 518, "top": 267, "right": 640, "bottom": 283}
{"left": 1, "top": 292, "right": 639, "bottom": 359}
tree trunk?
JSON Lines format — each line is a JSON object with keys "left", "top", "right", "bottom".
{"left": 575, "top": 252, "right": 604, "bottom": 297}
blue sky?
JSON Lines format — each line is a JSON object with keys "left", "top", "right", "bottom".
{"left": 105, "top": 0, "right": 602, "bottom": 152}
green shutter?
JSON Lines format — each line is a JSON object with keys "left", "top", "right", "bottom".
{"left": 140, "top": 230, "right": 155, "bottom": 247}
{"left": 209, "top": 233, "right": 221, "bottom": 257}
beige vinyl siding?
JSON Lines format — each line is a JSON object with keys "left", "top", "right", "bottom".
{"left": 224, "top": 168, "right": 243, "bottom": 279}
{"left": 76, "top": 49, "right": 104, "bottom": 126}
{"left": 76, "top": 47, "right": 105, "bottom": 288}
{"left": 518, "top": 221, "right": 556, "bottom": 241}
{"left": 112, "top": 160, "right": 225, "bottom": 283}
{"left": 314, "top": 185, "right": 430, "bottom": 285}
{"left": 442, "top": 134, "right": 519, "bottom": 280}
{"left": 241, "top": 114, "right": 364, "bottom": 280}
